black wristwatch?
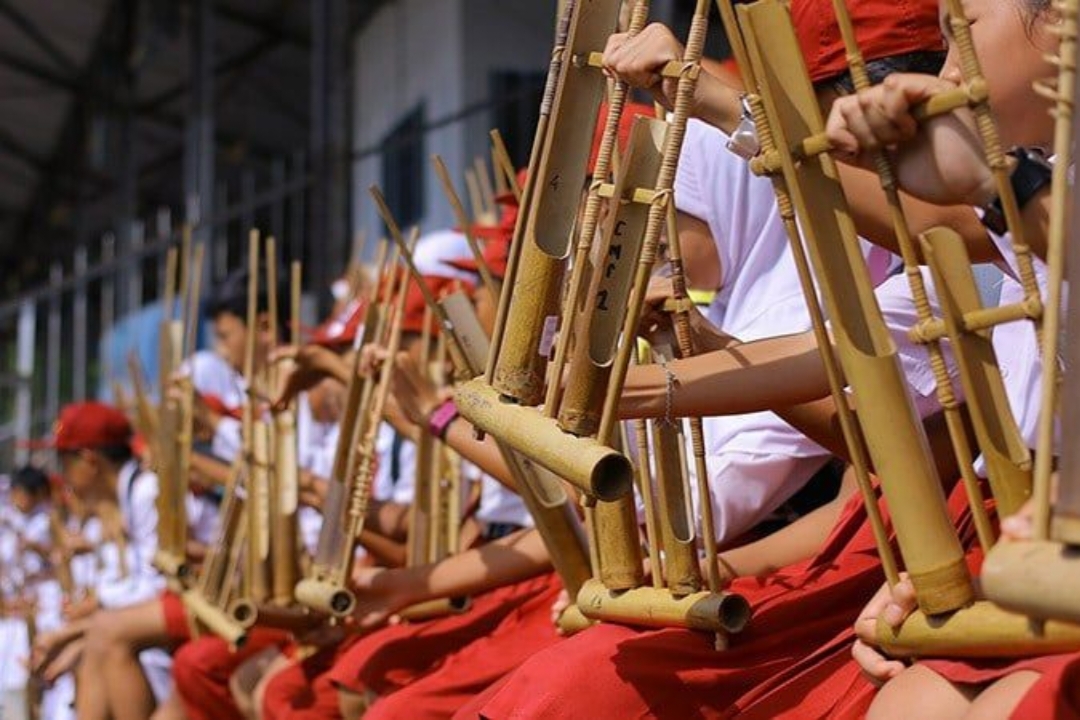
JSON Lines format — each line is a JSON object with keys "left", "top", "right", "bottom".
{"left": 980, "top": 147, "right": 1053, "bottom": 235}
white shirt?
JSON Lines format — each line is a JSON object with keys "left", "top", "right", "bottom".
{"left": 95, "top": 460, "right": 165, "bottom": 609}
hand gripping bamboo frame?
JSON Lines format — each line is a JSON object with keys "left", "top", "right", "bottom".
{"left": 295, "top": 246, "right": 412, "bottom": 618}
{"left": 982, "top": 0, "right": 1080, "bottom": 626}
{"left": 729, "top": 0, "right": 1080, "bottom": 656}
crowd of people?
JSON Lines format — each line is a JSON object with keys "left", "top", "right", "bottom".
{"left": 0, "top": 0, "right": 1076, "bottom": 717}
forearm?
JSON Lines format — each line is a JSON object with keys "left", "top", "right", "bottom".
{"left": 717, "top": 473, "right": 855, "bottom": 579}
{"left": 394, "top": 529, "right": 551, "bottom": 604}
{"left": 692, "top": 70, "right": 745, "bottom": 134}
{"left": 837, "top": 163, "right": 996, "bottom": 263}
{"left": 620, "top": 332, "right": 830, "bottom": 420}
{"left": 442, "top": 418, "right": 515, "bottom": 491}
{"left": 357, "top": 529, "right": 407, "bottom": 568}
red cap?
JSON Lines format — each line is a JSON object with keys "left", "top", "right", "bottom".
{"left": 400, "top": 275, "right": 470, "bottom": 335}
{"left": 792, "top": 0, "right": 944, "bottom": 83}
{"left": 446, "top": 233, "right": 512, "bottom": 281}
{"left": 588, "top": 102, "right": 658, "bottom": 173}
{"left": 310, "top": 298, "right": 367, "bottom": 348}
{"left": 494, "top": 168, "right": 528, "bottom": 208}
{"left": 45, "top": 402, "right": 132, "bottom": 452}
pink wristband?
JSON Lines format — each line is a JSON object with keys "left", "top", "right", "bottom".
{"left": 427, "top": 399, "right": 459, "bottom": 440}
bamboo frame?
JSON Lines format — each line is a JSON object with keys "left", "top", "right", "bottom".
{"left": 734, "top": 0, "right": 971, "bottom": 615}
{"left": 383, "top": 203, "right": 594, "bottom": 632}
{"left": 296, "top": 247, "right": 413, "bottom": 617}
{"left": 981, "top": 0, "right": 1080, "bottom": 624}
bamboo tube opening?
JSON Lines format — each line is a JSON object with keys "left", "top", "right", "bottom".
{"left": 577, "top": 580, "right": 752, "bottom": 633}
{"left": 294, "top": 579, "right": 356, "bottom": 618}
{"left": 231, "top": 599, "right": 258, "bottom": 628}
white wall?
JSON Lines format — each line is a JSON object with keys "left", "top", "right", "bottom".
{"left": 352, "top": 0, "right": 467, "bottom": 248}
{"left": 351, "top": 0, "right": 554, "bottom": 255}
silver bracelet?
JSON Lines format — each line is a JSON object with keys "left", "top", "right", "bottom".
{"left": 726, "top": 94, "right": 760, "bottom": 161}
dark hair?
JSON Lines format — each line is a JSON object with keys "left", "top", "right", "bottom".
{"left": 825, "top": 50, "right": 947, "bottom": 94}
{"left": 205, "top": 266, "right": 288, "bottom": 331}
{"left": 11, "top": 465, "right": 50, "bottom": 496}
{"left": 60, "top": 443, "right": 133, "bottom": 467}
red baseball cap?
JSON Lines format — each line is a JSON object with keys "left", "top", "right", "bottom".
{"left": 588, "top": 102, "right": 658, "bottom": 173}
{"left": 446, "top": 233, "right": 512, "bottom": 281}
{"left": 310, "top": 298, "right": 367, "bottom": 348}
{"left": 494, "top": 168, "right": 528, "bottom": 208}
{"left": 46, "top": 402, "right": 132, "bottom": 452}
{"left": 400, "top": 275, "right": 471, "bottom": 335}
{"left": 792, "top": 0, "right": 944, "bottom": 83}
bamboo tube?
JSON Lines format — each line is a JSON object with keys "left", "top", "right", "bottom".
{"left": 713, "top": 0, "right": 898, "bottom": 588}
{"left": 464, "top": 167, "right": 488, "bottom": 224}
{"left": 397, "top": 596, "right": 471, "bottom": 623}
{"left": 596, "top": 0, "right": 710, "bottom": 448}
{"left": 877, "top": 601, "right": 1080, "bottom": 658}
{"left": 182, "top": 589, "right": 247, "bottom": 647}
{"left": 491, "top": 140, "right": 510, "bottom": 199}
{"left": 483, "top": 2, "right": 575, "bottom": 390}
{"left": 592, "top": 496, "right": 645, "bottom": 590}
{"left": 246, "top": 419, "right": 272, "bottom": 604}
{"left": 556, "top": 115, "right": 666, "bottom": 436}
{"left": 650, "top": 409, "right": 701, "bottom": 595}
{"left": 919, "top": 228, "right": 1033, "bottom": 517}
{"left": 577, "top": 579, "right": 750, "bottom": 633}
{"left": 546, "top": 0, "right": 650, "bottom": 417}
{"left": 1041, "top": 0, "right": 1080, "bottom": 543}
{"left": 736, "top": 0, "right": 972, "bottom": 615}
{"left": 662, "top": 202, "right": 722, "bottom": 592}
{"left": 492, "top": 0, "right": 622, "bottom": 404}
{"left": 454, "top": 379, "right": 632, "bottom": 500}
{"left": 827, "top": 0, "right": 997, "bottom": 551}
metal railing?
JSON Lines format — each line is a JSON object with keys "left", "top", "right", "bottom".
{"left": 0, "top": 154, "right": 311, "bottom": 468}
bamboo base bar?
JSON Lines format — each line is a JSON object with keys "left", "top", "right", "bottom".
{"left": 152, "top": 550, "right": 190, "bottom": 583}
{"left": 294, "top": 578, "right": 356, "bottom": 618}
{"left": 455, "top": 379, "right": 632, "bottom": 500}
{"left": 981, "top": 541, "right": 1080, "bottom": 624}
{"left": 397, "top": 597, "right": 472, "bottom": 622}
{"left": 230, "top": 601, "right": 322, "bottom": 632}
{"left": 182, "top": 590, "right": 247, "bottom": 647}
{"left": 576, "top": 579, "right": 751, "bottom": 634}
{"left": 877, "top": 601, "right": 1080, "bottom": 658}
{"left": 554, "top": 602, "right": 594, "bottom": 635}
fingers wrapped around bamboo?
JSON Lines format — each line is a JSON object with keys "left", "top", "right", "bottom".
{"left": 576, "top": 579, "right": 751, "bottom": 634}
{"left": 877, "top": 601, "right": 1080, "bottom": 658}
{"left": 454, "top": 378, "right": 633, "bottom": 500}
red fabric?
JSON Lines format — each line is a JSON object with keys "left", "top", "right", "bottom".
{"left": 401, "top": 275, "right": 473, "bottom": 335}
{"left": 470, "top": 488, "right": 892, "bottom": 720}
{"left": 730, "top": 482, "right": 990, "bottom": 720}
{"left": 791, "top": 0, "right": 943, "bottom": 82}
{"left": 364, "top": 573, "right": 562, "bottom": 720}
{"left": 588, "top": 102, "right": 658, "bottom": 173}
{"left": 310, "top": 298, "right": 368, "bottom": 348}
{"left": 261, "top": 645, "right": 343, "bottom": 720}
{"left": 173, "top": 628, "right": 292, "bottom": 720}
{"left": 1010, "top": 652, "right": 1080, "bottom": 720}
{"left": 260, "top": 574, "right": 554, "bottom": 719}
{"left": 328, "top": 574, "right": 553, "bottom": 696}
{"left": 159, "top": 590, "right": 192, "bottom": 643}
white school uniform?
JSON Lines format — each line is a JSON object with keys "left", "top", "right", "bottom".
{"left": 183, "top": 350, "right": 246, "bottom": 463}
{"left": 297, "top": 393, "right": 340, "bottom": 554}
{"left": 673, "top": 120, "right": 957, "bottom": 543}
{"left": 673, "top": 120, "right": 832, "bottom": 543}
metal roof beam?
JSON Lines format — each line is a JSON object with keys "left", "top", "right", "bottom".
{"left": 0, "top": 1, "right": 81, "bottom": 78}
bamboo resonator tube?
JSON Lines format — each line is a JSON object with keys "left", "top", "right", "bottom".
{"left": 736, "top": 0, "right": 972, "bottom": 615}
{"left": 577, "top": 580, "right": 751, "bottom": 634}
